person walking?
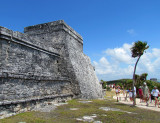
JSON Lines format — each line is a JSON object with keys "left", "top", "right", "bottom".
{"left": 115, "top": 86, "right": 119, "bottom": 96}
{"left": 138, "top": 86, "right": 143, "bottom": 103}
{"left": 151, "top": 86, "right": 159, "bottom": 107}
{"left": 142, "top": 82, "right": 150, "bottom": 106}
{"left": 129, "top": 88, "right": 133, "bottom": 101}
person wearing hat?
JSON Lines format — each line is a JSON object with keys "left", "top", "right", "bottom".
{"left": 142, "top": 82, "right": 150, "bottom": 106}
{"left": 151, "top": 86, "right": 159, "bottom": 107}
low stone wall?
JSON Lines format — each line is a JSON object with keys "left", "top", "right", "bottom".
{"left": 0, "top": 94, "right": 73, "bottom": 119}
{"left": 0, "top": 72, "right": 74, "bottom": 119}
{"left": 0, "top": 72, "right": 73, "bottom": 101}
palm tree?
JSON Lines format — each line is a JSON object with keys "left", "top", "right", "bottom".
{"left": 131, "top": 41, "right": 149, "bottom": 106}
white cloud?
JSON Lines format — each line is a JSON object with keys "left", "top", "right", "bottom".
{"left": 105, "top": 43, "right": 134, "bottom": 64}
{"left": 152, "top": 48, "right": 160, "bottom": 57}
{"left": 93, "top": 57, "right": 113, "bottom": 75}
{"left": 127, "top": 29, "right": 136, "bottom": 36}
{"left": 93, "top": 43, "right": 160, "bottom": 81}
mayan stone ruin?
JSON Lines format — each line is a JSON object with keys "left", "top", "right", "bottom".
{"left": 0, "top": 20, "right": 102, "bottom": 118}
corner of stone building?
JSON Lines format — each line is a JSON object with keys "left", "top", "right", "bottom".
{"left": 23, "top": 20, "right": 83, "bottom": 98}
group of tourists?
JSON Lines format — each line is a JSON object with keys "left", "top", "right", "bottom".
{"left": 128, "top": 82, "right": 160, "bottom": 107}
{"left": 108, "top": 84, "right": 115, "bottom": 89}
{"left": 110, "top": 82, "right": 160, "bottom": 107}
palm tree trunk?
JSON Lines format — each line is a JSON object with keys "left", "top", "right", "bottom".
{"left": 132, "top": 56, "right": 141, "bottom": 106}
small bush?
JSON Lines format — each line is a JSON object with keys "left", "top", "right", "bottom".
{"left": 106, "top": 86, "right": 111, "bottom": 91}
{"left": 102, "top": 81, "right": 107, "bottom": 89}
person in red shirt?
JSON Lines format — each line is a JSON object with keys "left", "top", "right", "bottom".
{"left": 138, "top": 86, "right": 143, "bottom": 103}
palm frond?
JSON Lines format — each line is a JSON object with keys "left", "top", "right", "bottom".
{"left": 131, "top": 41, "right": 149, "bottom": 58}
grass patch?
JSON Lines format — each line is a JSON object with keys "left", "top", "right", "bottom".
{"left": 0, "top": 112, "right": 46, "bottom": 123}
{"left": 105, "top": 90, "right": 116, "bottom": 98}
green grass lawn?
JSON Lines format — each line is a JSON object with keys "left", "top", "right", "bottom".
{"left": 0, "top": 91, "right": 160, "bottom": 123}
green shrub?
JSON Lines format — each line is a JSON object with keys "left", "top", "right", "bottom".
{"left": 102, "top": 81, "right": 107, "bottom": 89}
{"left": 106, "top": 86, "right": 111, "bottom": 91}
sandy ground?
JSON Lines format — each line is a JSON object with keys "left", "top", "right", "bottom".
{"left": 113, "top": 93, "right": 160, "bottom": 112}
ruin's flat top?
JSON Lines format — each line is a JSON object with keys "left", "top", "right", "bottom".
{"left": 24, "top": 20, "right": 83, "bottom": 41}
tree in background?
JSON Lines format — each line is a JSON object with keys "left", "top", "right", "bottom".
{"left": 140, "top": 73, "right": 148, "bottom": 81}
{"left": 100, "top": 80, "right": 107, "bottom": 89}
{"left": 131, "top": 41, "right": 149, "bottom": 106}
{"left": 135, "top": 73, "right": 148, "bottom": 87}
{"left": 139, "top": 73, "right": 148, "bottom": 86}
{"left": 126, "top": 79, "right": 133, "bottom": 89}
{"left": 135, "top": 74, "right": 140, "bottom": 85}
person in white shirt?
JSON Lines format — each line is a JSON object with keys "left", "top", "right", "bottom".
{"left": 133, "top": 86, "right": 136, "bottom": 97}
{"left": 151, "top": 86, "right": 159, "bottom": 98}
{"left": 151, "top": 86, "right": 159, "bottom": 106}
{"left": 129, "top": 88, "right": 133, "bottom": 101}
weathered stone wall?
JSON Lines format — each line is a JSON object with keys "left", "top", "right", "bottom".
{"left": 0, "top": 26, "right": 60, "bottom": 76}
{"left": 24, "top": 20, "right": 102, "bottom": 99}
{"left": 0, "top": 24, "right": 74, "bottom": 118}
{"left": 0, "top": 26, "right": 73, "bottom": 100}
{"left": 65, "top": 32, "right": 102, "bottom": 99}
{"left": 24, "top": 21, "right": 82, "bottom": 96}
{"left": 0, "top": 76, "right": 72, "bottom": 101}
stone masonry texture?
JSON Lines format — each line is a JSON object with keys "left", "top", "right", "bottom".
{"left": 0, "top": 20, "right": 102, "bottom": 118}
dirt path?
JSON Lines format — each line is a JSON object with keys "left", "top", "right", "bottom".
{"left": 113, "top": 93, "right": 160, "bottom": 112}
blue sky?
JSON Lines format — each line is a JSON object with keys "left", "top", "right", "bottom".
{"left": 1, "top": 0, "right": 160, "bottom": 81}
